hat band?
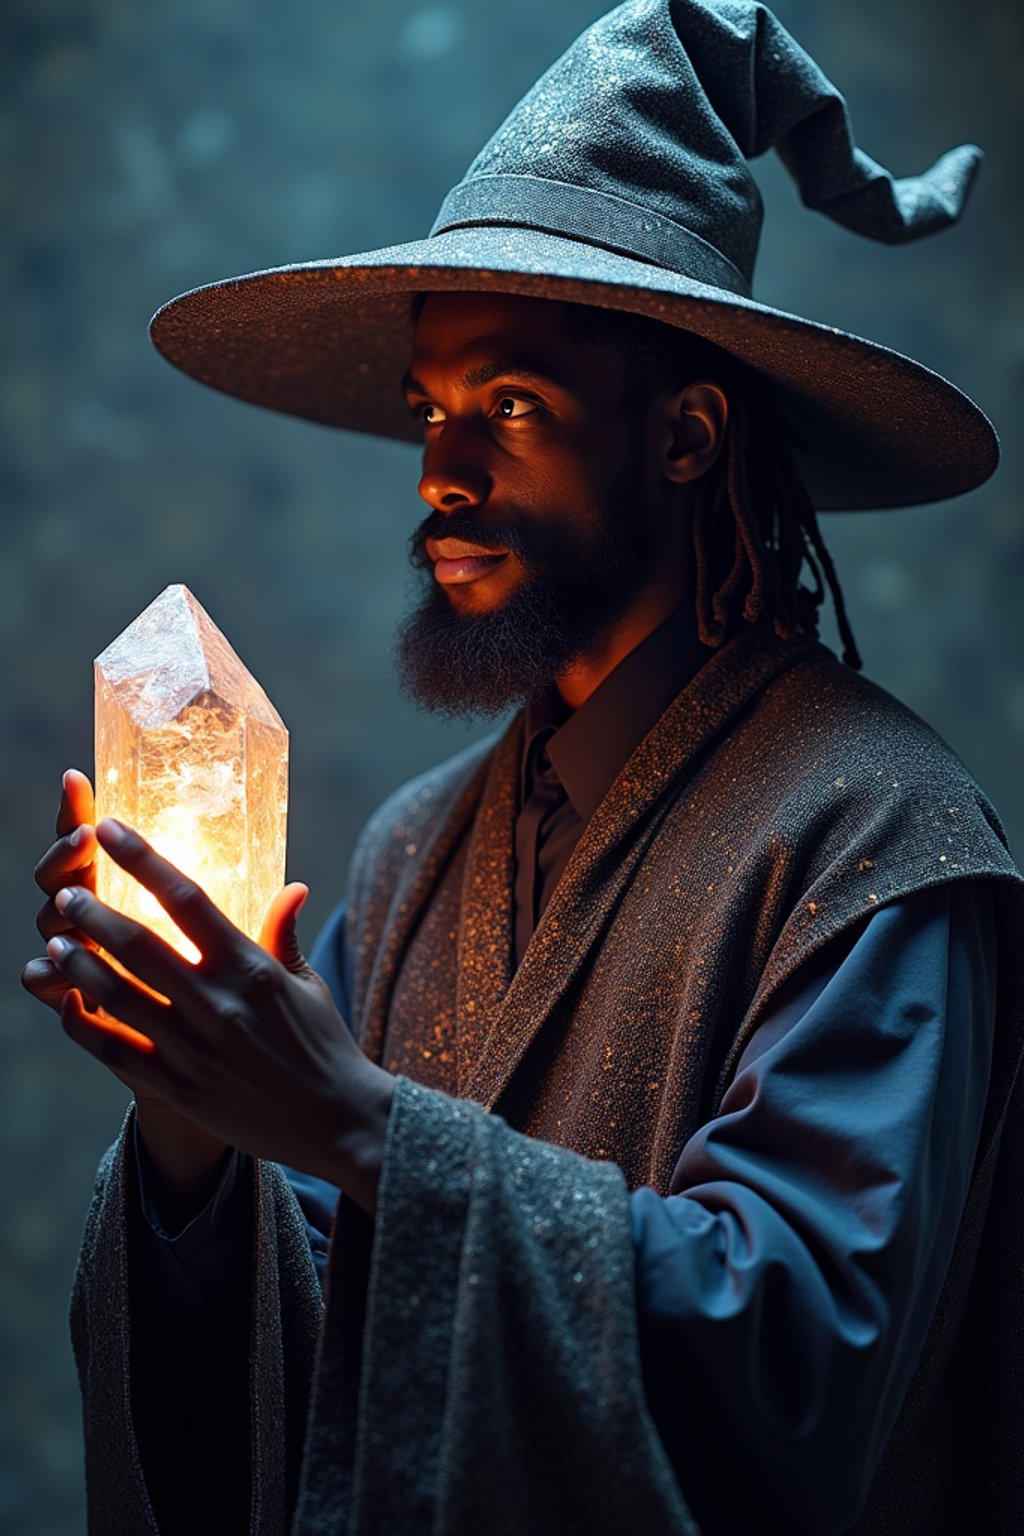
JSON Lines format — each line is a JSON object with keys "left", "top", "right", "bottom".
{"left": 430, "top": 174, "right": 752, "bottom": 299}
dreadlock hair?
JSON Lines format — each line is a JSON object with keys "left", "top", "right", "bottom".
{"left": 559, "top": 301, "right": 863, "bottom": 669}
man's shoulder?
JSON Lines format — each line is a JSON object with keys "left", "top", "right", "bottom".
{"left": 735, "top": 640, "right": 1022, "bottom": 892}
{"left": 755, "top": 642, "right": 991, "bottom": 802}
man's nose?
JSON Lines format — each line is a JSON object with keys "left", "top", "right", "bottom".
{"left": 417, "top": 427, "right": 490, "bottom": 512}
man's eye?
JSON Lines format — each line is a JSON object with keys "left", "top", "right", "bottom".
{"left": 494, "top": 396, "right": 538, "bottom": 419}
{"left": 414, "top": 403, "right": 445, "bottom": 427}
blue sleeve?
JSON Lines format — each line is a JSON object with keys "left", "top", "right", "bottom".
{"left": 131, "top": 899, "right": 355, "bottom": 1296}
{"left": 630, "top": 878, "right": 997, "bottom": 1536}
{"left": 309, "top": 895, "right": 356, "bottom": 1031}
{"left": 279, "top": 898, "right": 354, "bottom": 1280}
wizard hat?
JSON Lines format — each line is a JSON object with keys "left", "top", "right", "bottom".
{"left": 149, "top": 0, "right": 997, "bottom": 511}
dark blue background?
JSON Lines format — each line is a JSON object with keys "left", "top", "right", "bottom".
{"left": 3, "top": 1, "right": 1021, "bottom": 1528}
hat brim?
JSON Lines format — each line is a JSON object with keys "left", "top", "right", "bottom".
{"left": 149, "top": 225, "right": 998, "bottom": 511}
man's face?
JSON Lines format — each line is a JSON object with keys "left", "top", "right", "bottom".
{"left": 394, "top": 291, "right": 676, "bottom": 720}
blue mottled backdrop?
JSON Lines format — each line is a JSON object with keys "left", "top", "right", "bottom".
{"left": 2, "top": 1, "right": 1021, "bottom": 1529}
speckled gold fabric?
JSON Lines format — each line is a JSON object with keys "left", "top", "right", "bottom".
{"left": 344, "top": 622, "right": 1024, "bottom": 1529}
{"left": 350, "top": 626, "right": 1017, "bottom": 1166}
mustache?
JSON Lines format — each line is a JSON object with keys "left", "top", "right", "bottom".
{"left": 408, "top": 508, "right": 533, "bottom": 573}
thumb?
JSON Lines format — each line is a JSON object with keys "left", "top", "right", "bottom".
{"left": 259, "top": 882, "right": 311, "bottom": 973}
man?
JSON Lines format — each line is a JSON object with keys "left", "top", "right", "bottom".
{"left": 22, "top": 2, "right": 1024, "bottom": 1533}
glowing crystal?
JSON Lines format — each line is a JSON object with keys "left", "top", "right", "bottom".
{"left": 94, "top": 584, "right": 288, "bottom": 960}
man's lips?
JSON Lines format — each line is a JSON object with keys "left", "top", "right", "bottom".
{"left": 425, "top": 536, "right": 511, "bottom": 586}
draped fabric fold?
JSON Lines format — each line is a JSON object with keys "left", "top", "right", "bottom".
{"left": 293, "top": 1078, "right": 700, "bottom": 1536}
{"left": 70, "top": 1105, "right": 322, "bottom": 1535}
{"left": 343, "top": 626, "right": 1024, "bottom": 1531}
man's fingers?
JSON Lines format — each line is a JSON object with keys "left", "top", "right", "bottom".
{"left": 47, "top": 885, "right": 204, "bottom": 1013}
{"left": 21, "top": 956, "right": 74, "bottom": 1012}
{"left": 56, "top": 769, "right": 96, "bottom": 840}
{"left": 21, "top": 956, "right": 101, "bottom": 1016}
{"left": 34, "top": 825, "right": 98, "bottom": 898}
{"left": 259, "top": 883, "right": 310, "bottom": 972}
{"left": 36, "top": 899, "right": 98, "bottom": 943}
{"left": 59, "top": 988, "right": 159, "bottom": 1076}
{"left": 35, "top": 775, "right": 98, "bottom": 945}
{"left": 46, "top": 935, "right": 172, "bottom": 1040}
{"left": 36, "top": 895, "right": 71, "bottom": 943}
{"left": 95, "top": 819, "right": 240, "bottom": 962}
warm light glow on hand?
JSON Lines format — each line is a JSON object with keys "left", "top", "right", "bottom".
{"left": 42, "top": 818, "right": 391, "bottom": 1204}
{"left": 118, "top": 806, "right": 226, "bottom": 963}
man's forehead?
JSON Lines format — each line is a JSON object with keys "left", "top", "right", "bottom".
{"left": 407, "top": 292, "right": 608, "bottom": 389}
{"left": 412, "top": 292, "right": 566, "bottom": 351}
{"left": 415, "top": 289, "right": 566, "bottom": 334}
{"left": 402, "top": 353, "right": 579, "bottom": 399}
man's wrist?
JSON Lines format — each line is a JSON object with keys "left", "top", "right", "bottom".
{"left": 325, "top": 1062, "right": 396, "bottom": 1217}
{"left": 133, "top": 1100, "right": 236, "bottom": 1234}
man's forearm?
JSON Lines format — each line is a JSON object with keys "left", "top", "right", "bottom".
{"left": 135, "top": 1098, "right": 234, "bottom": 1235}
{"left": 135, "top": 1057, "right": 393, "bottom": 1229}
{"left": 323, "top": 1061, "right": 396, "bottom": 1216}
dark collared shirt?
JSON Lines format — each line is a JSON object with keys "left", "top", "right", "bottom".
{"left": 514, "top": 601, "right": 710, "bottom": 965}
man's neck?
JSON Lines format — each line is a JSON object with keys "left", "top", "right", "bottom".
{"left": 553, "top": 583, "right": 697, "bottom": 711}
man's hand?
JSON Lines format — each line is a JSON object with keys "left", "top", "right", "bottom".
{"left": 24, "top": 768, "right": 100, "bottom": 1013}
{"left": 23, "top": 770, "right": 238, "bottom": 1228}
{"left": 31, "top": 815, "right": 393, "bottom": 1215}
{"left": 24, "top": 769, "right": 162, "bottom": 1101}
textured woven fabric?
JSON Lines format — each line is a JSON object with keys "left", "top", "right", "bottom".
{"left": 147, "top": 0, "right": 998, "bottom": 511}
{"left": 70, "top": 625, "right": 1024, "bottom": 1532}
{"left": 70, "top": 1108, "right": 322, "bottom": 1535}
{"left": 437, "top": 0, "right": 980, "bottom": 280}
{"left": 293, "top": 1078, "right": 699, "bottom": 1535}
{"left": 344, "top": 624, "right": 1024, "bottom": 1531}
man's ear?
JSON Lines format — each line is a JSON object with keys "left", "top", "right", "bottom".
{"left": 650, "top": 381, "right": 728, "bottom": 485}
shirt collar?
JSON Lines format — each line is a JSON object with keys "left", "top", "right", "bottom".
{"left": 521, "top": 601, "right": 713, "bottom": 823}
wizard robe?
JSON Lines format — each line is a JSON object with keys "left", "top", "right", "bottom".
{"left": 71, "top": 626, "right": 1024, "bottom": 1534}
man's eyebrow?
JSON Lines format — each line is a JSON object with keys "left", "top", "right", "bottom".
{"left": 401, "top": 358, "right": 572, "bottom": 397}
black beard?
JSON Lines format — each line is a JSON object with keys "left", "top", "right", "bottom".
{"left": 392, "top": 477, "right": 656, "bottom": 723}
